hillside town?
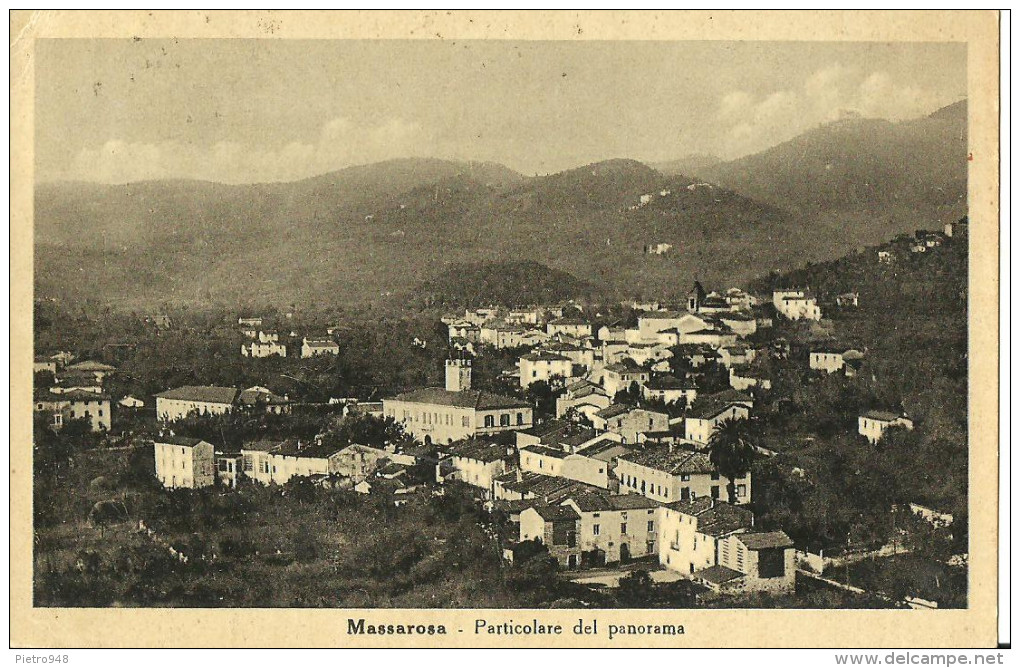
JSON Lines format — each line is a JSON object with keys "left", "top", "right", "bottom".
{"left": 32, "top": 223, "right": 967, "bottom": 609}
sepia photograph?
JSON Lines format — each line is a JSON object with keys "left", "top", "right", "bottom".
{"left": 10, "top": 10, "right": 1002, "bottom": 650}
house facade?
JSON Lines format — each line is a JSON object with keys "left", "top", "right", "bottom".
{"left": 383, "top": 360, "right": 532, "bottom": 444}
{"left": 616, "top": 447, "right": 750, "bottom": 504}
{"left": 301, "top": 338, "right": 340, "bottom": 358}
{"left": 34, "top": 390, "right": 112, "bottom": 432}
{"left": 519, "top": 352, "right": 573, "bottom": 388}
{"left": 154, "top": 436, "right": 215, "bottom": 489}
{"left": 156, "top": 386, "right": 238, "bottom": 421}
{"left": 858, "top": 411, "right": 914, "bottom": 443}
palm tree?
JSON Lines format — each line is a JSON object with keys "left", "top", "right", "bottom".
{"left": 707, "top": 417, "right": 756, "bottom": 504}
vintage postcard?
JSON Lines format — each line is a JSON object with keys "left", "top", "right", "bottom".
{"left": 10, "top": 10, "right": 1001, "bottom": 648}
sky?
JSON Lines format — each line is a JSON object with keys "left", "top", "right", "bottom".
{"left": 35, "top": 39, "right": 967, "bottom": 184}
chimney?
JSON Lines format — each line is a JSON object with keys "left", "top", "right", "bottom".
{"left": 445, "top": 358, "right": 472, "bottom": 392}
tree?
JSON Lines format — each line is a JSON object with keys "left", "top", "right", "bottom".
{"left": 707, "top": 418, "right": 757, "bottom": 504}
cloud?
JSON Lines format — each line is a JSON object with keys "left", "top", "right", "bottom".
{"left": 61, "top": 117, "right": 436, "bottom": 184}
{"left": 717, "top": 65, "right": 957, "bottom": 158}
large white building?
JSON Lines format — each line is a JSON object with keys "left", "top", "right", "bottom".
{"left": 156, "top": 386, "right": 238, "bottom": 421}
{"left": 383, "top": 360, "right": 532, "bottom": 445}
{"left": 154, "top": 436, "right": 215, "bottom": 489}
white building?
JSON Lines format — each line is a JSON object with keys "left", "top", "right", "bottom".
{"left": 154, "top": 436, "right": 215, "bottom": 489}
{"left": 519, "top": 352, "right": 573, "bottom": 388}
{"left": 383, "top": 360, "right": 532, "bottom": 445}
{"left": 301, "top": 338, "right": 340, "bottom": 358}
{"left": 155, "top": 386, "right": 238, "bottom": 421}
{"left": 242, "top": 340, "right": 287, "bottom": 358}
{"left": 773, "top": 289, "right": 822, "bottom": 321}
{"left": 684, "top": 391, "right": 753, "bottom": 445}
{"left": 858, "top": 411, "right": 914, "bottom": 443}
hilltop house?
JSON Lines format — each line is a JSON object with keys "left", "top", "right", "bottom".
{"left": 242, "top": 340, "right": 287, "bottom": 358}
{"left": 238, "top": 317, "right": 263, "bottom": 327}
{"left": 810, "top": 348, "right": 864, "bottom": 375}
{"left": 617, "top": 447, "right": 750, "bottom": 504}
{"left": 773, "top": 289, "right": 822, "bottom": 321}
{"left": 34, "top": 389, "right": 112, "bottom": 432}
{"left": 301, "top": 338, "right": 340, "bottom": 358}
{"left": 858, "top": 411, "right": 914, "bottom": 443}
{"left": 519, "top": 351, "right": 573, "bottom": 389}
{"left": 382, "top": 360, "right": 532, "bottom": 445}
{"left": 153, "top": 436, "right": 215, "bottom": 489}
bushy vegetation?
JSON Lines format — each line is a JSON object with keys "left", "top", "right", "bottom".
{"left": 747, "top": 225, "right": 967, "bottom": 557}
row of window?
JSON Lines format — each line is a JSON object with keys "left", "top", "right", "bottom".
{"left": 592, "top": 520, "right": 655, "bottom": 536}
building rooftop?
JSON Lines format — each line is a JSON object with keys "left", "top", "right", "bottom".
{"left": 533, "top": 505, "right": 581, "bottom": 522}
{"left": 66, "top": 360, "right": 117, "bottom": 372}
{"left": 447, "top": 437, "right": 508, "bottom": 463}
{"left": 666, "top": 499, "right": 755, "bottom": 537}
{"left": 153, "top": 435, "right": 208, "bottom": 448}
{"left": 274, "top": 440, "right": 346, "bottom": 459}
{"left": 565, "top": 489, "right": 661, "bottom": 513}
{"left": 156, "top": 385, "right": 238, "bottom": 405}
{"left": 595, "top": 404, "right": 632, "bottom": 420}
{"left": 861, "top": 410, "right": 904, "bottom": 422}
{"left": 521, "top": 352, "right": 570, "bottom": 362}
{"left": 695, "top": 565, "right": 745, "bottom": 585}
{"left": 645, "top": 375, "right": 696, "bottom": 391}
{"left": 389, "top": 387, "right": 530, "bottom": 411}
{"left": 738, "top": 531, "right": 794, "bottom": 551}
{"left": 619, "top": 448, "right": 716, "bottom": 476}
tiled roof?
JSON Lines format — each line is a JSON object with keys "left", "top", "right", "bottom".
{"left": 521, "top": 352, "right": 570, "bottom": 362}
{"left": 534, "top": 505, "right": 581, "bottom": 521}
{"left": 523, "top": 444, "right": 569, "bottom": 459}
{"left": 666, "top": 499, "right": 754, "bottom": 537}
{"left": 389, "top": 388, "right": 530, "bottom": 410}
{"left": 274, "top": 440, "right": 346, "bottom": 459}
{"left": 645, "top": 375, "right": 695, "bottom": 390}
{"left": 619, "top": 448, "right": 715, "bottom": 475}
{"left": 738, "top": 531, "right": 794, "bottom": 550}
{"left": 696, "top": 565, "right": 745, "bottom": 584}
{"left": 66, "top": 360, "right": 117, "bottom": 371}
{"left": 862, "top": 410, "right": 903, "bottom": 422}
{"left": 153, "top": 436, "right": 207, "bottom": 447}
{"left": 156, "top": 385, "right": 238, "bottom": 404}
{"left": 448, "top": 437, "right": 507, "bottom": 463}
{"left": 595, "top": 404, "right": 631, "bottom": 420}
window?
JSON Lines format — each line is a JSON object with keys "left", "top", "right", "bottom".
{"left": 647, "top": 520, "right": 654, "bottom": 532}
{"left": 98, "top": 410, "right": 103, "bottom": 417}
{"left": 736, "top": 484, "right": 747, "bottom": 498}
{"left": 711, "top": 486, "right": 720, "bottom": 499}
{"left": 681, "top": 474, "right": 690, "bottom": 481}
{"left": 710, "top": 472, "right": 720, "bottom": 481}
{"left": 620, "top": 523, "right": 627, "bottom": 534}
{"left": 516, "top": 413, "right": 524, "bottom": 425}
{"left": 462, "top": 416, "right": 470, "bottom": 427}
{"left": 484, "top": 415, "right": 495, "bottom": 428}
{"left": 500, "top": 414, "right": 510, "bottom": 427}
{"left": 592, "top": 524, "right": 600, "bottom": 536}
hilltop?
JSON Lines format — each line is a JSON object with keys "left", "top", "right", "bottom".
{"left": 34, "top": 102, "right": 968, "bottom": 310}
